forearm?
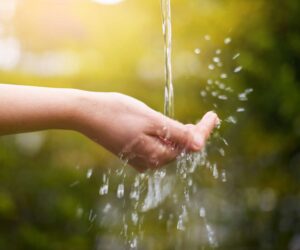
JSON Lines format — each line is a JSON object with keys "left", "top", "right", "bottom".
{"left": 0, "top": 84, "right": 83, "bottom": 135}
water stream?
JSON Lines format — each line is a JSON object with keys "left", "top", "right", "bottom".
{"left": 84, "top": 1, "right": 253, "bottom": 249}
{"left": 161, "top": 0, "right": 174, "bottom": 118}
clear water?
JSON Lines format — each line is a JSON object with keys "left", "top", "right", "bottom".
{"left": 106, "top": 31, "right": 251, "bottom": 247}
{"left": 161, "top": 0, "right": 174, "bottom": 118}
{"left": 71, "top": 4, "right": 254, "bottom": 250}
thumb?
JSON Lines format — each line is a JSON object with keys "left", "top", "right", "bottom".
{"left": 190, "top": 111, "right": 219, "bottom": 151}
{"left": 156, "top": 117, "right": 192, "bottom": 149}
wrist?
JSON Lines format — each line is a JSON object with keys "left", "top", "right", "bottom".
{"left": 47, "top": 88, "right": 86, "bottom": 131}
{"left": 69, "top": 90, "right": 111, "bottom": 134}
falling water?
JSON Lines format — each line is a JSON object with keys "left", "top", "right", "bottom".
{"left": 161, "top": 0, "right": 174, "bottom": 117}
{"left": 75, "top": 2, "right": 254, "bottom": 249}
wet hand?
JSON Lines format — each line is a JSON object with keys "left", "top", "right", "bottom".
{"left": 75, "top": 92, "right": 219, "bottom": 172}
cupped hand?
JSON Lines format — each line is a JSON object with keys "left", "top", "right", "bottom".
{"left": 76, "top": 92, "right": 219, "bottom": 172}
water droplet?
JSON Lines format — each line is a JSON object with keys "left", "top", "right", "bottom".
{"left": 224, "top": 37, "right": 232, "bottom": 44}
{"left": 102, "top": 203, "right": 111, "bottom": 213}
{"left": 86, "top": 168, "right": 93, "bottom": 179}
{"left": 177, "top": 215, "right": 185, "bottom": 231}
{"left": 206, "top": 224, "right": 218, "bottom": 247}
{"left": 238, "top": 88, "right": 253, "bottom": 101}
{"left": 69, "top": 181, "right": 80, "bottom": 188}
{"left": 221, "top": 170, "right": 227, "bottom": 182}
{"left": 213, "top": 164, "right": 219, "bottom": 179}
{"left": 199, "top": 207, "right": 206, "bottom": 218}
{"left": 200, "top": 90, "right": 207, "bottom": 97}
{"left": 221, "top": 138, "right": 229, "bottom": 146}
{"left": 119, "top": 153, "right": 129, "bottom": 166}
{"left": 225, "top": 116, "right": 237, "bottom": 124}
{"left": 158, "top": 209, "right": 164, "bottom": 220}
{"left": 129, "top": 237, "right": 138, "bottom": 248}
{"left": 157, "top": 169, "right": 166, "bottom": 178}
{"left": 218, "top": 95, "right": 228, "bottom": 100}
{"left": 206, "top": 162, "right": 212, "bottom": 170}
{"left": 238, "top": 93, "right": 248, "bottom": 101}
{"left": 219, "top": 148, "right": 225, "bottom": 156}
{"left": 204, "top": 35, "right": 211, "bottom": 41}
{"left": 133, "top": 176, "right": 140, "bottom": 187}
{"left": 225, "top": 87, "right": 234, "bottom": 93}
{"left": 211, "top": 91, "right": 218, "bottom": 97}
{"left": 88, "top": 209, "right": 97, "bottom": 223}
{"left": 117, "top": 183, "right": 125, "bottom": 198}
{"left": 131, "top": 212, "right": 138, "bottom": 225}
{"left": 194, "top": 48, "right": 201, "bottom": 54}
{"left": 220, "top": 73, "right": 228, "bottom": 79}
{"left": 208, "top": 64, "right": 215, "bottom": 70}
{"left": 215, "top": 119, "right": 221, "bottom": 129}
{"left": 237, "top": 107, "right": 245, "bottom": 112}
{"left": 234, "top": 66, "right": 243, "bottom": 73}
{"left": 99, "top": 184, "right": 109, "bottom": 195}
{"left": 213, "top": 57, "right": 221, "bottom": 63}
{"left": 245, "top": 88, "right": 253, "bottom": 94}
{"left": 215, "top": 49, "right": 222, "bottom": 55}
{"left": 116, "top": 167, "right": 124, "bottom": 176}
{"left": 130, "top": 190, "right": 140, "bottom": 201}
{"left": 232, "top": 53, "right": 240, "bottom": 60}
{"left": 219, "top": 83, "right": 226, "bottom": 89}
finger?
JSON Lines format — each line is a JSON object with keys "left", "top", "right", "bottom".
{"left": 190, "top": 111, "right": 219, "bottom": 151}
{"left": 130, "top": 136, "right": 180, "bottom": 170}
{"left": 145, "top": 136, "right": 179, "bottom": 169}
{"left": 155, "top": 117, "right": 193, "bottom": 149}
{"left": 154, "top": 139, "right": 180, "bottom": 167}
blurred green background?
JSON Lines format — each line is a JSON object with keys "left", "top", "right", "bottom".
{"left": 0, "top": 0, "right": 300, "bottom": 249}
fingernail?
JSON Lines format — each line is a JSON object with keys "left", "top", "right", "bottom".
{"left": 193, "top": 134, "right": 204, "bottom": 150}
{"left": 207, "top": 111, "right": 220, "bottom": 127}
{"left": 207, "top": 111, "right": 217, "bottom": 118}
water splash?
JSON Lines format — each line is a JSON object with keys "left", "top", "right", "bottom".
{"left": 79, "top": 13, "right": 254, "bottom": 250}
{"left": 117, "top": 183, "right": 125, "bottom": 198}
{"left": 99, "top": 171, "right": 110, "bottom": 195}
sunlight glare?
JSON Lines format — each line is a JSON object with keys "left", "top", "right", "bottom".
{"left": 92, "top": 0, "right": 124, "bottom": 5}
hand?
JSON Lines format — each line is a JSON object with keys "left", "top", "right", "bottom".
{"left": 0, "top": 85, "right": 218, "bottom": 172}
{"left": 75, "top": 92, "right": 219, "bottom": 172}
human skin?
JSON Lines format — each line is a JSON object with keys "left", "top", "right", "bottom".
{"left": 0, "top": 84, "right": 219, "bottom": 172}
